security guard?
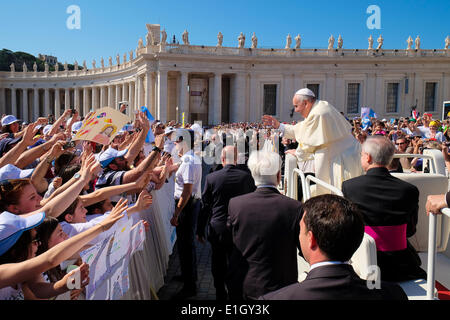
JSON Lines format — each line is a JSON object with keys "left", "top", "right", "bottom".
{"left": 170, "top": 129, "right": 202, "bottom": 299}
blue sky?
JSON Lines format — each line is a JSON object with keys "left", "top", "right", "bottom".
{"left": 1, "top": 0, "right": 449, "bottom": 68}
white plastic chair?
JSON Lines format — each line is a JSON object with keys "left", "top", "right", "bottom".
{"left": 425, "top": 208, "right": 450, "bottom": 299}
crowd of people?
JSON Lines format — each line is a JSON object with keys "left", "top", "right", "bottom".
{"left": 1, "top": 87, "right": 449, "bottom": 301}
{"left": 0, "top": 109, "right": 175, "bottom": 300}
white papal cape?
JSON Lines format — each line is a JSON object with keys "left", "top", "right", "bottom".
{"left": 282, "top": 100, "right": 363, "bottom": 194}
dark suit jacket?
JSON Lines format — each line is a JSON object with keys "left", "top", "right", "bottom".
{"left": 227, "top": 187, "right": 303, "bottom": 299}
{"left": 260, "top": 264, "right": 408, "bottom": 300}
{"left": 197, "top": 165, "right": 256, "bottom": 237}
{"left": 342, "top": 167, "right": 425, "bottom": 281}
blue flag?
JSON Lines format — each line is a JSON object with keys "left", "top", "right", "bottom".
{"left": 362, "top": 116, "right": 372, "bottom": 131}
{"left": 140, "top": 106, "right": 155, "bottom": 144}
{"left": 361, "top": 107, "right": 377, "bottom": 119}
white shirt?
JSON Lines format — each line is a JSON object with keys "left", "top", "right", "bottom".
{"left": 60, "top": 211, "right": 133, "bottom": 246}
{"left": 309, "top": 261, "right": 348, "bottom": 271}
{"left": 174, "top": 150, "right": 202, "bottom": 199}
{"left": 417, "top": 126, "right": 430, "bottom": 138}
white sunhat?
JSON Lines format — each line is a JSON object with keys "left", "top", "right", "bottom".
{"left": 71, "top": 121, "right": 83, "bottom": 133}
{"left": 1, "top": 115, "right": 21, "bottom": 127}
{"left": 0, "top": 211, "right": 45, "bottom": 256}
{"left": 295, "top": 88, "right": 316, "bottom": 98}
{"left": 98, "top": 147, "right": 128, "bottom": 168}
{"left": 0, "top": 164, "right": 34, "bottom": 181}
{"left": 43, "top": 125, "right": 53, "bottom": 136}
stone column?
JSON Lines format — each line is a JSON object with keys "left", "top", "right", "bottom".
{"left": 231, "top": 73, "right": 246, "bottom": 122}
{"left": 83, "top": 87, "right": 89, "bottom": 115}
{"left": 213, "top": 73, "right": 222, "bottom": 125}
{"left": 0, "top": 88, "right": 6, "bottom": 115}
{"left": 55, "top": 89, "right": 61, "bottom": 118}
{"left": 129, "top": 82, "right": 134, "bottom": 116}
{"left": 33, "top": 88, "right": 39, "bottom": 120}
{"left": 137, "top": 76, "right": 142, "bottom": 108}
{"left": 158, "top": 70, "right": 168, "bottom": 122}
{"left": 249, "top": 74, "right": 259, "bottom": 122}
{"left": 22, "top": 89, "right": 29, "bottom": 122}
{"left": 123, "top": 83, "right": 129, "bottom": 106}
{"left": 115, "top": 84, "right": 121, "bottom": 109}
{"left": 178, "top": 71, "right": 188, "bottom": 124}
{"left": 100, "top": 86, "right": 106, "bottom": 108}
{"left": 108, "top": 85, "right": 113, "bottom": 107}
{"left": 44, "top": 88, "right": 50, "bottom": 117}
{"left": 145, "top": 72, "right": 154, "bottom": 114}
{"left": 73, "top": 88, "right": 80, "bottom": 114}
{"left": 92, "top": 87, "right": 98, "bottom": 110}
{"left": 65, "top": 88, "right": 70, "bottom": 109}
{"left": 11, "top": 88, "right": 17, "bottom": 116}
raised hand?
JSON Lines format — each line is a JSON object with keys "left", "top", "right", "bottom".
{"left": 154, "top": 134, "right": 165, "bottom": 150}
{"left": 64, "top": 263, "right": 90, "bottom": 291}
{"left": 262, "top": 115, "right": 280, "bottom": 129}
{"left": 35, "top": 117, "right": 49, "bottom": 126}
{"left": 100, "top": 198, "right": 128, "bottom": 230}
{"left": 22, "top": 122, "right": 39, "bottom": 146}
{"left": 49, "top": 141, "right": 66, "bottom": 159}
{"left": 134, "top": 190, "right": 153, "bottom": 212}
{"left": 79, "top": 154, "right": 96, "bottom": 180}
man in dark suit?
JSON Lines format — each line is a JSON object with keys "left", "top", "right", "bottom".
{"left": 342, "top": 136, "right": 426, "bottom": 282}
{"left": 197, "top": 146, "right": 256, "bottom": 300}
{"left": 227, "top": 150, "right": 302, "bottom": 300}
{"left": 261, "top": 194, "right": 407, "bottom": 300}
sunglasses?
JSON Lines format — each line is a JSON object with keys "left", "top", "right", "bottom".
{"left": 395, "top": 142, "right": 407, "bottom": 145}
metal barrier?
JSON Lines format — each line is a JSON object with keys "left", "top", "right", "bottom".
{"left": 392, "top": 153, "right": 438, "bottom": 174}
{"left": 304, "top": 175, "right": 343, "bottom": 200}
{"left": 427, "top": 208, "right": 450, "bottom": 300}
{"left": 292, "top": 168, "right": 307, "bottom": 201}
{"left": 292, "top": 167, "right": 343, "bottom": 201}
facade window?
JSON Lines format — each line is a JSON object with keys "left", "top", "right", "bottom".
{"left": 425, "top": 82, "right": 437, "bottom": 112}
{"left": 306, "top": 84, "right": 320, "bottom": 99}
{"left": 386, "top": 83, "right": 399, "bottom": 113}
{"left": 347, "top": 83, "right": 360, "bottom": 114}
{"left": 263, "top": 84, "right": 277, "bottom": 115}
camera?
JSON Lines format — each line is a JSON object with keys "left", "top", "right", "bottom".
{"left": 63, "top": 141, "right": 76, "bottom": 150}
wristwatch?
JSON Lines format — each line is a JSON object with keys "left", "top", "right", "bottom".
{"left": 73, "top": 173, "right": 81, "bottom": 180}
{"left": 152, "top": 146, "right": 162, "bottom": 153}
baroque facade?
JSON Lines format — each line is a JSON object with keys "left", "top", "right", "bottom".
{"left": 0, "top": 24, "right": 449, "bottom": 125}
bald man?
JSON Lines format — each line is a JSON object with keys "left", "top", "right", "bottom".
{"left": 197, "top": 146, "right": 256, "bottom": 300}
{"left": 263, "top": 88, "right": 363, "bottom": 195}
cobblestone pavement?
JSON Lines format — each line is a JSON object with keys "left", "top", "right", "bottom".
{"left": 156, "top": 238, "right": 218, "bottom": 301}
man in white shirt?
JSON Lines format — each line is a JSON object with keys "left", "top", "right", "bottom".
{"left": 170, "top": 129, "right": 202, "bottom": 299}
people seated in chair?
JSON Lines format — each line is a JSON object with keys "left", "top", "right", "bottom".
{"left": 260, "top": 194, "right": 407, "bottom": 300}
{"left": 342, "top": 136, "right": 427, "bottom": 282}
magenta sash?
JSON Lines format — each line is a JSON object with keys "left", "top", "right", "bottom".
{"left": 365, "top": 224, "right": 407, "bottom": 252}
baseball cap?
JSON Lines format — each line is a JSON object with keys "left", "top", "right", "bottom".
{"left": 0, "top": 137, "right": 22, "bottom": 157}
{"left": 0, "top": 211, "right": 45, "bottom": 256}
{"left": 1, "top": 115, "right": 21, "bottom": 127}
{"left": 164, "top": 127, "right": 176, "bottom": 135}
{"left": 98, "top": 147, "right": 128, "bottom": 168}
{"left": 0, "top": 164, "right": 34, "bottom": 181}
{"left": 295, "top": 88, "right": 316, "bottom": 98}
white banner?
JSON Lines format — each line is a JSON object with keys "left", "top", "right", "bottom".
{"left": 80, "top": 219, "right": 146, "bottom": 300}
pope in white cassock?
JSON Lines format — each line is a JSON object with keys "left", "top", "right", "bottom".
{"left": 263, "top": 88, "right": 363, "bottom": 195}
